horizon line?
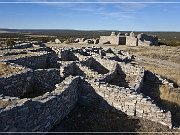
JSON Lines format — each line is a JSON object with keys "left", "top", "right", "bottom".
{"left": 1, "top": 28, "right": 180, "bottom": 32}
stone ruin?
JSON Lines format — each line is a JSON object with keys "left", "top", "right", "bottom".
{"left": 99, "top": 32, "right": 158, "bottom": 46}
{"left": 55, "top": 39, "right": 61, "bottom": 44}
{"left": 75, "top": 38, "right": 99, "bottom": 44}
{"left": 73, "top": 32, "right": 158, "bottom": 46}
{"left": 0, "top": 44, "right": 175, "bottom": 132}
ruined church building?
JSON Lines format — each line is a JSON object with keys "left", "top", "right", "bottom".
{"left": 99, "top": 32, "right": 158, "bottom": 46}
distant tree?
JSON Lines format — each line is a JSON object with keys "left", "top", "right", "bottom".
{"left": 6, "top": 39, "right": 15, "bottom": 46}
{"left": 41, "top": 37, "right": 50, "bottom": 43}
{"left": 63, "top": 40, "right": 70, "bottom": 44}
{"left": 63, "top": 38, "right": 75, "bottom": 44}
{"left": 68, "top": 37, "right": 75, "bottom": 43}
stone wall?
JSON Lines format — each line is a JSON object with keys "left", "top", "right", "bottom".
{"left": 59, "top": 49, "right": 79, "bottom": 61}
{"left": 99, "top": 64, "right": 118, "bottom": 83}
{"left": 0, "top": 68, "right": 61, "bottom": 97}
{"left": 137, "top": 33, "right": 158, "bottom": 46}
{"left": 6, "top": 54, "right": 48, "bottom": 69}
{"left": 0, "top": 46, "right": 175, "bottom": 131}
{"left": 98, "top": 63, "right": 144, "bottom": 92}
{"left": 80, "top": 57, "right": 109, "bottom": 74}
{"left": 60, "top": 62, "right": 77, "bottom": 77}
{"left": 98, "top": 32, "right": 158, "bottom": 46}
{"left": 0, "top": 76, "right": 79, "bottom": 132}
{"left": 0, "top": 69, "right": 33, "bottom": 97}
{"left": 138, "top": 40, "right": 151, "bottom": 46}
{"left": 99, "top": 36, "right": 120, "bottom": 45}
{"left": 94, "top": 56, "right": 142, "bottom": 75}
{"left": 33, "top": 69, "right": 61, "bottom": 94}
{"left": 77, "top": 63, "right": 99, "bottom": 78}
{"left": 99, "top": 36, "right": 110, "bottom": 44}
{"left": 4, "top": 52, "right": 58, "bottom": 69}
{"left": 60, "top": 61, "right": 99, "bottom": 79}
{"left": 6, "top": 43, "right": 33, "bottom": 49}
{"left": 145, "top": 71, "right": 175, "bottom": 88}
{"left": 88, "top": 80, "right": 172, "bottom": 128}
{"left": 126, "top": 36, "right": 138, "bottom": 46}
{"left": 46, "top": 51, "right": 59, "bottom": 68}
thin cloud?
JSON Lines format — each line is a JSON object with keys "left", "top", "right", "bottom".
{"left": 14, "top": 0, "right": 153, "bottom": 20}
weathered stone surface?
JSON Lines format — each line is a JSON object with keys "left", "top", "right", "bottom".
{"left": 98, "top": 31, "right": 158, "bottom": 46}
{"left": 0, "top": 46, "right": 174, "bottom": 132}
{"left": 55, "top": 39, "right": 61, "bottom": 44}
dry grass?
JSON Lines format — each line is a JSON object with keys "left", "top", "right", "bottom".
{"left": 0, "top": 100, "right": 9, "bottom": 108}
{"left": 0, "top": 63, "right": 23, "bottom": 76}
{"left": 160, "top": 85, "right": 180, "bottom": 106}
{"left": 48, "top": 43, "right": 180, "bottom": 111}
{"left": 115, "top": 45, "right": 180, "bottom": 85}
{"left": 136, "top": 61, "right": 180, "bottom": 107}
{"left": 0, "top": 99, "right": 19, "bottom": 108}
{"left": 137, "top": 61, "right": 180, "bottom": 85}
{"left": 112, "top": 45, "right": 180, "bottom": 116}
{"left": 123, "top": 46, "right": 180, "bottom": 64}
{"left": 0, "top": 52, "right": 36, "bottom": 61}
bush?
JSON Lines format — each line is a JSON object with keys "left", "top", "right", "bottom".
{"left": 63, "top": 38, "right": 75, "bottom": 44}
{"left": 6, "top": 39, "right": 15, "bottom": 46}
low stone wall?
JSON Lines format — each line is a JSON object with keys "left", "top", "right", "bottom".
{"left": 137, "top": 33, "right": 158, "bottom": 45}
{"left": 138, "top": 40, "right": 151, "bottom": 46}
{"left": 46, "top": 51, "right": 59, "bottom": 68}
{"left": 0, "top": 68, "right": 33, "bottom": 97}
{"left": 59, "top": 49, "right": 79, "bottom": 61}
{"left": 60, "top": 62, "right": 75, "bottom": 77}
{"left": 3, "top": 52, "right": 58, "bottom": 69}
{"left": 6, "top": 43, "right": 33, "bottom": 49}
{"left": 74, "top": 53, "right": 91, "bottom": 61}
{"left": 145, "top": 71, "right": 176, "bottom": 88}
{"left": 6, "top": 54, "right": 48, "bottom": 69}
{"left": 88, "top": 80, "right": 172, "bottom": 128}
{"left": 94, "top": 56, "right": 142, "bottom": 75}
{"left": 0, "top": 68, "right": 61, "bottom": 97}
{"left": 99, "top": 64, "right": 118, "bottom": 83}
{"left": 98, "top": 63, "right": 144, "bottom": 92}
{"left": 0, "top": 76, "right": 79, "bottom": 132}
{"left": 33, "top": 69, "right": 61, "bottom": 94}
{"left": 77, "top": 63, "right": 100, "bottom": 79}
{"left": 0, "top": 46, "right": 174, "bottom": 131}
{"left": 60, "top": 61, "right": 100, "bottom": 79}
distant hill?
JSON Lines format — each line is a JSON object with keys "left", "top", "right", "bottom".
{"left": 0, "top": 29, "right": 180, "bottom": 46}
{"left": 0, "top": 28, "right": 179, "bottom": 36}
{"left": 0, "top": 29, "right": 111, "bottom": 34}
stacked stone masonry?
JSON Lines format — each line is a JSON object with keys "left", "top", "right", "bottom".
{"left": 98, "top": 32, "right": 158, "bottom": 46}
{"left": 0, "top": 45, "right": 175, "bottom": 132}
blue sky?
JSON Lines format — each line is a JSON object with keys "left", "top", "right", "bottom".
{"left": 0, "top": 0, "right": 180, "bottom": 31}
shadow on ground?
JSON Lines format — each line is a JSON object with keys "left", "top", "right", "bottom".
{"left": 109, "top": 66, "right": 129, "bottom": 88}
{"left": 141, "top": 71, "right": 180, "bottom": 127}
{"left": 50, "top": 80, "right": 175, "bottom": 133}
